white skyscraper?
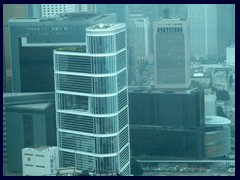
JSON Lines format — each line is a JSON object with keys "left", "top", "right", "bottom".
{"left": 188, "top": 4, "right": 229, "bottom": 59}
{"left": 32, "top": 4, "right": 97, "bottom": 18}
{"left": 188, "top": 4, "right": 234, "bottom": 61}
{"left": 128, "top": 14, "right": 151, "bottom": 82}
{"left": 54, "top": 23, "right": 130, "bottom": 175}
{"left": 188, "top": 4, "right": 218, "bottom": 60}
{"left": 79, "top": 4, "right": 96, "bottom": 13}
{"left": 41, "top": 4, "right": 70, "bottom": 17}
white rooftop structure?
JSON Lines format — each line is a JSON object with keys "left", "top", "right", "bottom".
{"left": 205, "top": 116, "right": 231, "bottom": 125}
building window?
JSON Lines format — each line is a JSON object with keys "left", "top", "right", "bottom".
{"left": 23, "top": 114, "right": 33, "bottom": 147}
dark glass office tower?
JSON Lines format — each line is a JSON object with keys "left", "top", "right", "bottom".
{"left": 3, "top": 4, "right": 27, "bottom": 92}
{"left": 9, "top": 13, "right": 116, "bottom": 92}
{"left": 129, "top": 90, "right": 205, "bottom": 160}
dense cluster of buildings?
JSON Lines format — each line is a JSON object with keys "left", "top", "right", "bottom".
{"left": 3, "top": 4, "right": 234, "bottom": 176}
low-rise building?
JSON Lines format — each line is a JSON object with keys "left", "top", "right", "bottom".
{"left": 22, "top": 146, "right": 59, "bottom": 176}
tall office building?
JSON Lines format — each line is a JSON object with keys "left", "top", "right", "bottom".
{"left": 54, "top": 23, "right": 130, "bottom": 175}
{"left": 9, "top": 13, "right": 116, "bottom": 92}
{"left": 3, "top": 4, "right": 27, "bottom": 92}
{"left": 188, "top": 4, "right": 217, "bottom": 59}
{"left": 41, "top": 4, "right": 70, "bottom": 17}
{"left": 70, "top": 4, "right": 97, "bottom": 13}
{"left": 97, "top": 4, "right": 128, "bottom": 23}
{"left": 216, "top": 4, "right": 235, "bottom": 58}
{"left": 26, "top": 4, "right": 42, "bottom": 18}
{"left": 26, "top": 4, "right": 97, "bottom": 18}
{"left": 128, "top": 13, "right": 151, "bottom": 83}
{"left": 153, "top": 18, "right": 190, "bottom": 89}
{"left": 188, "top": 4, "right": 234, "bottom": 60}
{"left": 226, "top": 4, "right": 235, "bottom": 46}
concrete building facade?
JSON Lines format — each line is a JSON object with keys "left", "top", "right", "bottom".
{"left": 153, "top": 18, "right": 190, "bottom": 89}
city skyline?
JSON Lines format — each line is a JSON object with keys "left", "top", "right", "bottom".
{"left": 3, "top": 4, "right": 235, "bottom": 176}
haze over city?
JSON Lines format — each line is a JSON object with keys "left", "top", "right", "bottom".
{"left": 3, "top": 4, "right": 235, "bottom": 176}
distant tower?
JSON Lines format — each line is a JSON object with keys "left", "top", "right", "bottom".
{"left": 54, "top": 23, "right": 130, "bottom": 175}
{"left": 153, "top": 18, "right": 190, "bottom": 89}
{"left": 97, "top": 4, "right": 128, "bottom": 23}
{"left": 188, "top": 4, "right": 217, "bottom": 59}
{"left": 67, "top": 4, "right": 96, "bottom": 13}
{"left": 79, "top": 4, "right": 96, "bottom": 13}
{"left": 188, "top": 4, "right": 234, "bottom": 60}
{"left": 128, "top": 13, "right": 151, "bottom": 83}
{"left": 3, "top": 4, "right": 27, "bottom": 92}
{"left": 41, "top": 4, "right": 70, "bottom": 17}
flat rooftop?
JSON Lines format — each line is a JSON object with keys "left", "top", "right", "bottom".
{"left": 3, "top": 92, "right": 53, "bottom": 98}
{"left": 128, "top": 88, "right": 201, "bottom": 95}
{"left": 87, "top": 23, "right": 125, "bottom": 31}
{"left": 10, "top": 102, "right": 51, "bottom": 110}
{"left": 24, "top": 146, "right": 57, "bottom": 151}
{"left": 205, "top": 116, "right": 231, "bottom": 125}
{"left": 9, "top": 12, "right": 111, "bottom": 23}
{"left": 55, "top": 45, "right": 86, "bottom": 53}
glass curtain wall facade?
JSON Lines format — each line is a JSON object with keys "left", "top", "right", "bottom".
{"left": 54, "top": 23, "right": 130, "bottom": 175}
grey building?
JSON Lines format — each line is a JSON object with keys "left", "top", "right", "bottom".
{"left": 26, "top": 4, "right": 42, "bottom": 18}
{"left": 188, "top": 4, "right": 235, "bottom": 60}
{"left": 9, "top": 12, "right": 116, "bottom": 92}
{"left": 97, "top": 4, "right": 128, "bottom": 23}
{"left": 127, "top": 13, "right": 151, "bottom": 84}
{"left": 3, "top": 92, "right": 56, "bottom": 173}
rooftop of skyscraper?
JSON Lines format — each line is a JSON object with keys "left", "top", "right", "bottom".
{"left": 9, "top": 12, "right": 113, "bottom": 23}
{"left": 87, "top": 23, "right": 125, "bottom": 31}
{"left": 128, "top": 87, "right": 201, "bottom": 95}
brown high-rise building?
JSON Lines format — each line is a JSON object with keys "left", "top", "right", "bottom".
{"left": 153, "top": 18, "right": 190, "bottom": 89}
